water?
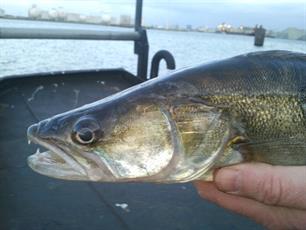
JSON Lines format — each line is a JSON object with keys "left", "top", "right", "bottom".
{"left": 1, "top": 18, "right": 306, "bottom": 78}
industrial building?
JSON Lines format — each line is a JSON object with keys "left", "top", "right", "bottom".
{"left": 0, "top": 8, "right": 5, "bottom": 17}
{"left": 120, "top": 15, "right": 132, "bottom": 26}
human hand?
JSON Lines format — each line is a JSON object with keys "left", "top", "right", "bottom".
{"left": 193, "top": 163, "right": 306, "bottom": 230}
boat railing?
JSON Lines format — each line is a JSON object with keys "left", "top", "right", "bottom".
{"left": 0, "top": 0, "right": 163, "bottom": 81}
{"left": 0, "top": 27, "right": 141, "bottom": 41}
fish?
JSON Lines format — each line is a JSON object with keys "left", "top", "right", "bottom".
{"left": 27, "top": 50, "right": 306, "bottom": 183}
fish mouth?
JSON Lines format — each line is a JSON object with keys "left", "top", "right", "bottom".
{"left": 27, "top": 124, "right": 88, "bottom": 180}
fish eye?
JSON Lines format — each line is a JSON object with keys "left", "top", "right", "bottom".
{"left": 72, "top": 116, "right": 103, "bottom": 145}
{"left": 76, "top": 128, "right": 94, "bottom": 144}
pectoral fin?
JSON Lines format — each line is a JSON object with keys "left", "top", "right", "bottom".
{"left": 197, "top": 135, "right": 247, "bottom": 181}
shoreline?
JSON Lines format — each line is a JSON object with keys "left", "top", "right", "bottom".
{"left": 0, "top": 16, "right": 304, "bottom": 41}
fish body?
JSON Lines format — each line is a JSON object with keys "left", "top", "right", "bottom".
{"left": 27, "top": 50, "right": 306, "bottom": 183}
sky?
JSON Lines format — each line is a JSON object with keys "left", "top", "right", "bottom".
{"left": 1, "top": 0, "right": 306, "bottom": 30}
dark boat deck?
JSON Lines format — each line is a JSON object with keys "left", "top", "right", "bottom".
{"left": 0, "top": 70, "right": 263, "bottom": 230}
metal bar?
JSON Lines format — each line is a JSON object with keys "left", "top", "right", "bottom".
{"left": 0, "top": 27, "right": 141, "bottom": 41}
{"left": 135, "top": 0, "right": 143, "bottom": 31}
{"left": 134, "top": 30, "right": 149, "bottom": 80}
{"left": 134, "top": 0, "right": 149, "bottom": 80}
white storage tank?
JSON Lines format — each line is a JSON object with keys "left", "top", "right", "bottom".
{"left": 28, "top": 5, "right": 42, "bottom": 19}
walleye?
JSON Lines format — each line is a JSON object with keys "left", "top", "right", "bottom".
{"left": 27, "top": 50, "right": 306, "bottom": 183}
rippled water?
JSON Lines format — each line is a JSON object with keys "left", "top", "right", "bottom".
{"left": 1, "top": 18, "right": 306, "bottom": 78}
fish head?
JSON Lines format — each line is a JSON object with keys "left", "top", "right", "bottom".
{"left": 27, "top": 88, "right": 181, "bottom": 182}
{"left": 27, "top": 112, "right": 112, "bottom": 181}
{"left": 27, "top": 79, "right": 229, "bottom": 183}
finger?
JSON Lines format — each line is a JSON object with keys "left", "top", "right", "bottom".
{"left": 194, "top": 181, "right": 275, "bottom": 227}
{"left": 193, "top": 181, "right": 306, "bottom": 230}
{"left": 213, "top": 163, "right": 306, "bottom": 210}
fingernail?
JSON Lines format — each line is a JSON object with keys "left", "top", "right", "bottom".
{"left": 215, "top": 168, "right": 241, "bottom": 193}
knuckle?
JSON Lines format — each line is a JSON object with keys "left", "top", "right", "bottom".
{"left": 260, "top": 173, "right": 284, "bottom": 205}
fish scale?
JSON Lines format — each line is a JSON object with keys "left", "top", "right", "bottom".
{"left": 208, "top": 95, "right": 305, "bottom": 138}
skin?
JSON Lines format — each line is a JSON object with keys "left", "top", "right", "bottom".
{"left": 194, "top": 163, "right": 306, "bottom": 230}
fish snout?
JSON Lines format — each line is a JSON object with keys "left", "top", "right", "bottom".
{"left": 27, "top": 119, "right": 59, "bottom": 139}
{"left": 27, "top": 123, "right": 39, "bottom": 139}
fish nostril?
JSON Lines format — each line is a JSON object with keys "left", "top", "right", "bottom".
{"left": 38, "top": 119, "right": 57, "bottom": 136}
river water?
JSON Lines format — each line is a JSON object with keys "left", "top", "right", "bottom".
{"left": 0, "top": 18, "right": 306, "bottom": 78}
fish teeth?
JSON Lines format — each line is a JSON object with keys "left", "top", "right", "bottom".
{"left": 28, "top": 140, "right": 31, "bottom": 145}
{"left": 35, "top": 148, "right": 41, "bottom": 154}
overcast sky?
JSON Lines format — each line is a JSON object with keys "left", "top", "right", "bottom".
{"left": 1, "top": 0, "right": 306, "bottom": 30}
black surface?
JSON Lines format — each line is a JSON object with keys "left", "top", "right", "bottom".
{"left": 0, "top": 69, "right": 264, "bottom": 230}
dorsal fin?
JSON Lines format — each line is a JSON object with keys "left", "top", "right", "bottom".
{"left": 243, "top": 50, "right": 306, "bottom": 61}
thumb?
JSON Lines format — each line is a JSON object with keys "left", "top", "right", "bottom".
{"left": 214, "top": 163, "right": 306, "bottom": 210}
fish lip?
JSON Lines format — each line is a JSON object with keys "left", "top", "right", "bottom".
{"left": 27, "top": 131, "right": 87, "bottom": 178}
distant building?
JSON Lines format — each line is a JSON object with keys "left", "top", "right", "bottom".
{"left": 80, "top": 15, "right": 87, "bottom": 22}
{"left": 40, "top": 10, "right": 50, "bottom": 20}
{"left": 28, "top": 4, "right": 42, "bottom": 19}
{"left": 102, "top": 14, "right": 111, "bottom": 25}
{"left": 110, "top": 16, "right": 118, "bottom": 25}
{"left": 66, "top": 13, "right": 81, "bottom": 22}
{"left": 26, "top": 4, "right": 117, "bottom": 26}
{"left": 217, "top": 22, "right": 232, "bottom": 32}
{"left": 120, "top": 15, "right": 132, "bottom": 26}
{"left": 85, "top": 16, "right": 103, "bottom": 24}
{"left": 186, "top": 25, "right": 192, "bottom": 31}
{"left": 206, "top": 28, "right": 216, "bottom": 33}
{"left": 57, "top": 7, "right": 66, "bottom": 21}
{"left": 48, "top": 9, "right": 58, "bottom": 20}
{"left": 0, "top": 8, "right": 5, "bottom": 17}
{"left": 196, "top": 26, "right": 207, "bottom": 32}
{"left": 168, "top": 24, "right": 180, "bottom": 31}
{"left": 240, "top": 26, "right": 254, "bottom": 34}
